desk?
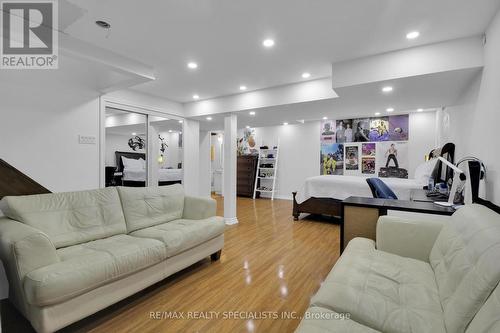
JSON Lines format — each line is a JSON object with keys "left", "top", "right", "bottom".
{"left": 341, "top": 196, "right": 455, "bottom": 252}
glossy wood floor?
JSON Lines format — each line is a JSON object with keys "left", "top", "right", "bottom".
{"left": 1, "top": 196, "right": 340, "bottom": 333}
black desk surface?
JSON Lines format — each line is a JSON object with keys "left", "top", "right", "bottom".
{"left": 343, "top": 196, "right": 456, "bottom": 216}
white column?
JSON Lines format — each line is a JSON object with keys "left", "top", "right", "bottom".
{"left": 199, "top": 130, "right": 212, "bottom": 197}
{"left": 182, "top": 119, "right": 200, "bottom": 196}
{"left": 223, "top": 114, "right": 238, "bottom": 225}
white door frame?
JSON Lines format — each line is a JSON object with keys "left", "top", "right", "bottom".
{"left": 99, "top": 96, "right": 185, "bottom": 188}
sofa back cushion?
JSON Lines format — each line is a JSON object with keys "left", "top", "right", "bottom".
{"left": 117, "top": 185, "right": 184, "bottom": 232}
{"left": 429, "top": 204, "right": 500, "bottom": 333}
{"left": 0, "top": 188, "right": 127, "bottom": 248}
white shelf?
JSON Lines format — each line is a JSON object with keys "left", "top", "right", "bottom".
{"left": 253, "top": 140, "right": 280, "bottom": 200}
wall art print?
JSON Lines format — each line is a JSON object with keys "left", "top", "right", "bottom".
{"left": 345, "top": 145, "right": 359, "bottom": 171}
{"left": 320, "top": 143, "right": 344, "bottom": 175}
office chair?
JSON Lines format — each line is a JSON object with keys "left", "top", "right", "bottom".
{"left": 366, "top": 178, "right": 398, "bottom": 199}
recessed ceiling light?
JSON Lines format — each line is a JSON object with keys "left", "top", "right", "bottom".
{"left": 193, "top": 94, "right": 199, "bottom": 100}
{"left": 178, "top": 120, "right": 183, "bottom": 123}
{"left": 283, "top": 122, "right": 288, "bottom": 126}
{"left": 382, "top": 86, "right": 393, "bottom": 93}
{"left": 406, "top": 31, "right": 420, "bottom": 40}
{"left": 95, "top": 20, "right": 111, "bottom": 29}
{"left": 322, "top": 116, "right": 328, "bottom": 120}
{"left": 249, "top": 111, "right": 256, "bottom": 116}
{"left": 246, "top": 126, "right": 250, "bottom": 129}
{"left": 386, "top": 107, "right": 395, "bottom": 112}
{"left": 131, "top": 132, "right": 137, "bottom": 136}
{"left": 187, "top": 62, "right": 198, "bottom": 69}
{"left": 168, "top": 130, "right": 172, "bottom": 133}
{"left": 302, "top": 72, "right": 311, "bottom": 79}
{"left": 417, "top": 108, "right": 423, "bottom": 112}
{"left": 206, "top": 116, "right": 212, "bottom": 121}
{"left": 262, "top": 39, "right": 275, "bottom": 48}
{"left": 240, "top": 85, "right": 247, "bottom": 91}
{"left": 374, "top": 112, "right": 381, "bottom": 116}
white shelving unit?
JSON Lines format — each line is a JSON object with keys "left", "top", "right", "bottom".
{"left": 253, "top": 141, "right": 280, "bottom": 200}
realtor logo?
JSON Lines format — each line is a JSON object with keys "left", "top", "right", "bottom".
{"left": 1, "top": 0, "right": 58, "bottom": 69}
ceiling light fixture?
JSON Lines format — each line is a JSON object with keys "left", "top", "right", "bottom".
{"left": 406, "top": 31, "right": 420, "bottom": 40}
{"left": 322, "top": 116, "right": 328, "bottom": 120}
{"left": 246, "top": 126, "right": 250, "bottom": 129}
{"left": 302, "top": 72, "right": 311, "bottom": 79}
{"left": 240, "top": 85, "right": 247, "bottom": 91}
{"left": 417, "top": 108, "right": 424, "bottom": 112}
{"left": 262, "top": 39, "right": 275, "bottom": 48}
{"left": 193, "top": 94, "right": 199, "bottom": 100}
{"left": 382, "top": 86, "right": 393, "bottom": 93}
{"left": 386, "top": 107, "right": 395, "bottom": 112}
{"left": 187, "top": 62, "right": 198, "bottom": 69}
{"left": 249, "top": 111, "right": 256, "bottom": 116}
{"left": 283, "top": 122, "right": 288, "bottom": 126}
{"left": 131, "top": 132, "right": 137, "bottom": 136}
{"left": 374, "top": 112, "right": 381, "bottom": 116}
{"left": 95, "top": 20, "right": 111, "bottom": 29}
{"left": 168, "top": 130, "right": 172, "bottom": 133}
{"left": 178, "top": 120, "right": 183, "bottom": 123}
{"left": 206, "top": 117, "right": 212, "bottom": 121}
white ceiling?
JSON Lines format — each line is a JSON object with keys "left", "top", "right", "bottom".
{"left": 63, "top": 0, "right": 500, "bottom": 103}
{"left": 193, "top": 67, "right": 482, "bottom": 131}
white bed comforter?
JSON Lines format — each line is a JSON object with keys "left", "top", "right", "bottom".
{"left": 295, "top": 175, "right": 425, "bottom": 204}
{"left": 123, "top": 168, "right": 183, "bottom": 182}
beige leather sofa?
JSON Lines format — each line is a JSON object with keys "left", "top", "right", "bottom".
{"left": 0, "top": 184, "right": 225, "bottom": 333}
{"left": 296, "top": 204, "right": 500, "bottom": 333}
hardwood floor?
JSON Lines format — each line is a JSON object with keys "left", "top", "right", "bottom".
{"left": 1, "top": 196, "right": 341, "bottom": 333}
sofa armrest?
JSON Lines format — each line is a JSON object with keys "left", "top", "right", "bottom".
{"left": 182, "top": 196, "right": 217, "bottom": 220}
{"left": 0, "top": 217, "right": 58, "bottom": 279}
{"left": 376, "top": 216, "right": 444, "bottom": 262}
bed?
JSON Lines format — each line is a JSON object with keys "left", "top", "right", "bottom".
{"left": 292, "top": 145, "right": 455, "bottom": 221}
{"left": 292, "top": 175, "right": 426, "bottom": 220}
{"left": 115, "top": 151, "right": 183, "bottom": 187}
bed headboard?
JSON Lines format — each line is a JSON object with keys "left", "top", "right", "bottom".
{"left": 115, "top": 151, "right": 145, "bottom": 172}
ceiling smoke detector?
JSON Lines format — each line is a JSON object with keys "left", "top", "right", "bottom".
{"left": 95, "top": 20, "right": 111, "bottom": 29}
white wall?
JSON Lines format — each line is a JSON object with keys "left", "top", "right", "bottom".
{"left": 240, "top": 122, "right": 321, "bottom": 200}
{"left": 445, "top": 9, "right": 500, "bottom": 205}
{"left": 182, "top": 119, "right": 200, "bottom": 195}
{"left": 241, "top": 112, "right": 437, "bottom": 200}
{"left": 0, "top": 75, "right": 101, "bottom": 193}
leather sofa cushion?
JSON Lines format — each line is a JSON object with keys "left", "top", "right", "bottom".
{"left": 130, "top": 217, "right": 225, "bottom": 257}
{"left": 24, "top": 235, "right": 166, "bottom": 306}
{"left": 295, "top": 306, "right": 380, "bottom": 333}
{"left": 429, "top": 204, "right": 500, "bottom": 333}
{"left": 466, "top": 283, "right": 500, "bottom": 333}
{"left": 311, "top": 238, "right": 445, "bottom": 333}
{"left": 118, "top": 185, "right": 185, "bottom": 232}
{"left": 0, "top": 188, "right": 126, "bottom": 248}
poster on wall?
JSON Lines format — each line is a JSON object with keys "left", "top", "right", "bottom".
{"left": 362, "top": 157, "right": 376, "bottom": 174}
{"left": 361, "top": 143, "right": 376, "bottom": 157}
{"left": 320, "top": 120, "right": 336, "bottom": 144}
{"left": 345, "top": 145, "right": 359, "bottom": 170}
{"left": 352, "top": 118, "right": 371, "bottom": 142}
{"left": 320, "top": 143, "right": 344, "bottom": 175}
{"left": 376, "top": 141, "right": 409, "bottom": 178}
{"left": 369, "top": 117, "right": 390, "bottom": 142}
{"left": 388, "top": 115, "right": 409, "bottom": 141}
{"left": 335, "top": 119, "right": 354, "bottom": 143}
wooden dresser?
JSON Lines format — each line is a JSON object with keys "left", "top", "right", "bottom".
{"left": 237, "top": 155, "right": 258, "bottom": 197}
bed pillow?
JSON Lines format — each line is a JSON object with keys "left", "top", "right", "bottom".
{"left": 122, "top": 156, "right": 143, "bottom": 170}
{"left": 414, "top": 158, "right": 438, "bottom": 185}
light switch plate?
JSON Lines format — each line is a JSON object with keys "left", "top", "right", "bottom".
{"left": 79, "top": 135, "right": 96, "bottom": 144}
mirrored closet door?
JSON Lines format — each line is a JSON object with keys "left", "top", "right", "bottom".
{"left": 104, "top": 107, "right": 148, "bottom": 187}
